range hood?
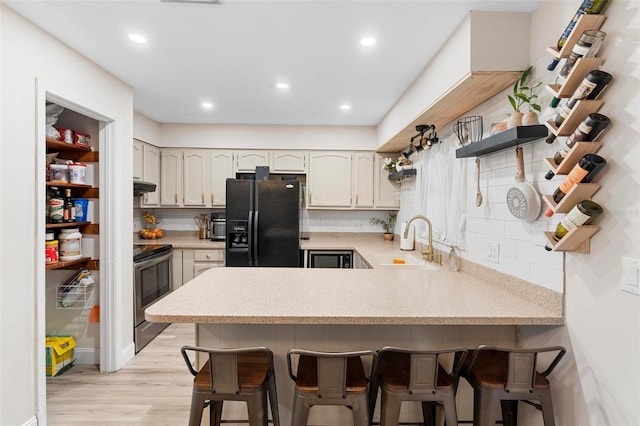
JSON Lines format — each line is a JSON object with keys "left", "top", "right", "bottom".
{"left": 133, "top": 180, "right": 157, "bottom": 196}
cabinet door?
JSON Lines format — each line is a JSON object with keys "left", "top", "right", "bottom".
{"left": 171, "top": 249, "right": 183, "bottom": 290}
{"left": 353, "top": 152, "right": 374, "bottom": 208}
{"left": 160, "top": 149, "right": 183, "bottom": 206}
{"left": 133, "top": 139, "right": 143, "bottom": 181}
{"left": 182, "top": 249, "right": 194, "bottom": 284}
{"left": 308, "top": 152, "right": 352, "bottom": 208}
{"left": 271, "top": 151, "right": 307, "bottom": 173}
{"left": 141, "top": 144, "right": 160, "bottom": 207}
{"left": 374, "top": 154, "right": 400, "bottom": 209}
{"left": 235, "top": 151, "right": 270, "bottom": 172}
{"left": 210, "top": 150, "right": 234, "bottom": 206}
{"left": 183, "top": 149, "right": 208, "bottom": 206}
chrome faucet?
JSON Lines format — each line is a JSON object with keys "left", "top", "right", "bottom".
{"left": 404, "top": 215, "right": 434, "bottom": 262}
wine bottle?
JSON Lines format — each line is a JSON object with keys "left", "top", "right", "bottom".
{"left": 48, "top": 188, "right": 64, "bottom": 224}
{"left": 544, "top": 154, "right": 606, "bottom": 217}
{"left": 545, "top": 113, "right": 611, "bottom": 180}
{"left": 550, "top": 30, "right": 607, "bottom": 106}
{"left": 63, "top": 188, "right": 75, "bottom": 223}
{"left": 545, "top": 70, "right": 612, "bottom": 144}
{"left": 544, "top": 200, "right": 603, "bottom": 251}
{"left": 547, "top": 0, "right": 611, "bottom": 71}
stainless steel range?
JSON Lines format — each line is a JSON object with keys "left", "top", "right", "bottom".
{"left": 133, "top": 244, "right": 173, "bottom": 353}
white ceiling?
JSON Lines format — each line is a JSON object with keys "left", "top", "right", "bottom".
{"left": 5, "top": 0, "right": 542, "bottom": 126}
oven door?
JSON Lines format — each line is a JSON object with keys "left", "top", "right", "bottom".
{"left": 134, "top": 251, "right": 173, "bottom": 327}
{"left": 307, "top": 250, "right": 353, "bottom": 268}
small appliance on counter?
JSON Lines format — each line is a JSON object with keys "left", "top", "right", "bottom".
{"left": 210, "top": 213, "right": 226, "bottom": 241}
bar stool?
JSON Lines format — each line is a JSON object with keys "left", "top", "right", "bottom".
{"left": 181, "top": 345, "right": 280, "bottom": 426}
{"left": 460, "top": 345, "right": 566, "bottom": 426}
{"left": 286, "top": 348, "right": 376, "bottom": 426}
{"left": 369, "top": 346, "right": 468, "bottom": 426}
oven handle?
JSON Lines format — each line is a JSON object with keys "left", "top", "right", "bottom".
{"left": 133, "top": 251, "right": 173, "bottom": 269}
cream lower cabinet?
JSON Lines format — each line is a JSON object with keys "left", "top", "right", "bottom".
{"left": 171, "top": 249, "right": 183, "bottom": 290}
{"left": 182, "top": 248, "right": 225, "bottom": 284}
{"left": 353, "top": 152, "right": 374, "bottom": 208}
{"left": 374, "top": 153, "right": 400, "bottom": 208}
{"left": 141, "top": 143, "right": 161, "bottom": 207}
{"left": 307, "top": 151, "right": 352, "bottom": 208}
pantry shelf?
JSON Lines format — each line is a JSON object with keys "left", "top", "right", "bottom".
{"left": 455, "top": 125, "right": 547, "bottom": 158}
{"left": 46, "top": 138, "right": 98, "bottom": 162}
{"left": 46, "top": 257, "right": 98, "bottom": 271}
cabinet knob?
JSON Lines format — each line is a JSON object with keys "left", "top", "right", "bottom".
{"left": 175, "top": 193, "right": 178, "bottom": 204}
{"left": 211, "top": 193, "right": 214, "bottom": 204}
{"left": 202, "top": 193, "right": 204, "bottom": 203}
{"left": 206, "top": 254, "right": 211, "bottom": 259}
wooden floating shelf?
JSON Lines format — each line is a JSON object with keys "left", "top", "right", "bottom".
{"left": 545, "top": 57, "right": 604, "bottom": 99}
{"left": 46, "top": 183, "right": 99, "bottom": 198}
{"left": 544, "top": 226, "right": 600, "bottom": 254}
{"left": 542, "top": 183, "right": 601, "bottom": 214}
{"left": 46, "top": 257, "right": 99, "bottom": 271}
{"left": 45, "top": 222, "right": 99, "bottom": 234}
{"left": 388, "top": 168, "right": 417, "bottom": 182}
{"left": 544, "top": 142, "right": 603, "bottom": 176}
{"left": 455, "top": 125, "right": 547, "bottom": 158}
{"left": 46, "top": 138, "right": 98, "bottom": 162}
{"left": 544, "top": 99, "right": 603, "bottom": 137}
{"left": 546, "top": 14, "right": 607, "bottom": 61}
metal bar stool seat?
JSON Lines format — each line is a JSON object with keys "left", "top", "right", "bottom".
{"left": 287, "top": 349, "right": 376, "bottom": 426}
{"left": 181, "top": 345, "right": 280, "bottom": 426}
{"left": 369, "top": 346, "right": 468, "bottom": 426}
{"left": 460, "top": 345, "right": 566, "bottom": 426}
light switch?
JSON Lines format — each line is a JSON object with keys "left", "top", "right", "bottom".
{"left": 621, "top": 257, "right": 640, "bottom": 296}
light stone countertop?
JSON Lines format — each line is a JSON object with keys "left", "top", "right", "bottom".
{"left": 145, "top": 232, "right": 564, "bottom": 326}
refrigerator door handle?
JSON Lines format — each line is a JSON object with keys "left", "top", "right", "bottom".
{"left": 248, "top": 211, "right": 254, "bottom": 265}
{"left": 253, "top": 211, "right": 259, "bottom": 265}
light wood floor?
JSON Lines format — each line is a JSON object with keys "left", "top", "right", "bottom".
{"left": 46, "top": 323, "right": 196, "bottom": 425}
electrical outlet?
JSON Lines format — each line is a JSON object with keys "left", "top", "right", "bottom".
{"left": 487, "top": 241, "right": 500, "bottom": 263}
{"left": 621, "top": 257, "right": 640, "bottom": 296}
{"left": 133, "top": 220, "right": 142, "bottom": 232}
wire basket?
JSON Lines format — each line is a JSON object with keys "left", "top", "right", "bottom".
{"left": 454, "top": 116, "right": 483, "bottom": 146}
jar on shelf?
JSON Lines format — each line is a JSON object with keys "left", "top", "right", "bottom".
{"left": 59, "top": 228, "right": 82, "bottom": 261}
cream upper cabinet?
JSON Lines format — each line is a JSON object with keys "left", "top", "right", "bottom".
{"left": 160, "top": 149, "right": 183, "bottom": 206}
{"left": 183, "top": 149, "right": 208, "bottom": 206}
{"left": 374, "top": 154, "right": 400, "bottom": 209}
{"left": 308, "top": 151, "right": 352, "bottom": 208}
{"left": 353, "top": 152, "right": 374, "bottom": 208}
{"left": 210, "top": 150, "right": 234, "bottom": 206}
{"left": 235, "top": 151, "right": 270, "bottom": 173}
{"left": 133, "top": 139, "right": 143, "bottom": 181}
{"left": 141, "top": 143, "right": 160, "bottom": 207}
{"left": 271, "top": 151, "right": 307, "bottom": 173}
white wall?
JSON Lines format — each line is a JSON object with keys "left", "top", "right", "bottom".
{"left": 133, "top": 110, "right": 161, "bottom": 145}
{"left": 0, "top": 5, "right": 134, "bottom": 425}
{"left": 394, "top": 1, "right": 640, "bottom": 424}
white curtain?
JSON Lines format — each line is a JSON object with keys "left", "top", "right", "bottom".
{"left": 420, "top": 131, "right": 467, "bottom": 247}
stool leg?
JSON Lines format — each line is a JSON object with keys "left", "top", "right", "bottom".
{"left": 500, "top": 400, "right": 518, "bottom": 426}
{"left": 380, "top": 390, "right": 401, "bottom": 426}
{"left": 442, "top": 393, "right": 459, "bottom": 426}
{"left": 290, "top": 394, "right": 310, "bottom": 426}
{"left": 212, "top": 401, "right": 223, "bottom": 426}
{"left": 246, "top": 392, "right": 268, "bottom": 426}
{"left": 474, "top": 388, "right": 499, "bottom": 426}
{"left": 538, "top": 391, "right": 556, "bottom": 426}
{"left": 351, "top": 397, "right": 370, "bottom": 426}
{"left": 189, "top": 391, "right": 205, "bottom": 426}
{"left": 267, "top": 374, "right": 281, "bottom": 426}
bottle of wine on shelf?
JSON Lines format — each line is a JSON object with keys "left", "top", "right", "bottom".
{"left": 547, "top": 0, "right": 611, "bottom": 71}
{"left": 545, "top": 113, "right": 611, "bottom": 180}
{"left": 63, "top": 188, "right": 75, "bottom": 223}
{"left": 544, "top": 153, "right": 607, "bottom": 217}
{"left": 550, "top": 30, "right": 607, "bottom": 107}
{"left": 544, "top": 200, "right": 604, "bottom": 251}
{"left": 545, "top": 69, "right": 612, "bottom": 143}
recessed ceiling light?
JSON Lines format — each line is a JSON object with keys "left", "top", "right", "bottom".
{"left": 340, "top": 104, "right": 352, "bottom": 111}
{"left": 360, "top": 36, "right": 376, "bottom": 47}
{"left": 201, "top": 101, "right": 214, "bottom": 109}
{"left": 128, "top": 33, "right": 147, "bottom": 44}
{"left": 276, "top": 82, "right": 290, "bottom": 90}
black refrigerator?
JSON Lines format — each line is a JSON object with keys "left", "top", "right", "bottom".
{"left": 225, "top": 178, "right": 301, "bottom": 267}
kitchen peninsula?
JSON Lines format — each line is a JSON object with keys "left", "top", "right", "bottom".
{"left": 146, "top": 233, "right": 562, "bottom": 424}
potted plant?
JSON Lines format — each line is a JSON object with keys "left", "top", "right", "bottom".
{"left": 507, "top": 66, "right": 542, "bottom": 128}
{"left": 382, "top": 157, "right": 399, "bottom": 174}
{"left": 370, "top": 212, "right": 397, "bottom": 240}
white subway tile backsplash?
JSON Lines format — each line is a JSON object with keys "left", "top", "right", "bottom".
{"left": 503, "top": 257, "right": 530, "bottom": 281}
{"left": 529, "top": 263, "right": 564, "bottom": 293}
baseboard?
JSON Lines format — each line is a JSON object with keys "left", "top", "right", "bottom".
{"left": 22, "top": 416, "right": 38, "bottom": 426}
{"left": 73, "top": 347, "right": 98, "bottom": 365}
{"left": 119, "top": 341, "right": 135, "bottom": 369}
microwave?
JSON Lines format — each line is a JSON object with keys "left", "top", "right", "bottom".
{"left": 307, "top": 250, "right": 352, "bottom": 269}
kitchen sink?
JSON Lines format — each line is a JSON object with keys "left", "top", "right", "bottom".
{"left": 370, "top": 253, "right": 440, "bottom": 270}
